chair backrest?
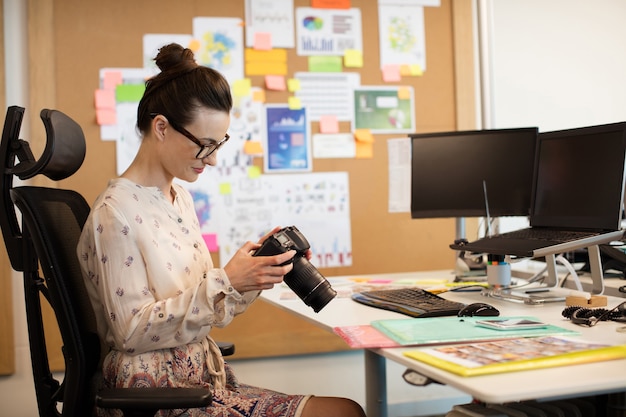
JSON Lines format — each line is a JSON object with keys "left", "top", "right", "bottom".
{"left": 0, "top": 106, "right": 99, "bottom": 416}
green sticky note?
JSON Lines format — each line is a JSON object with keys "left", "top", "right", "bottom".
{"left": 115, "top": 84, "right": 146, "bottom": 102}
{"left": 308, "top": 56, "right": 343, "bottom": 72}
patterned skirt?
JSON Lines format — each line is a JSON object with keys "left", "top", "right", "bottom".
{"left": 98, "top": 345, "right": 310, "bottom": 417}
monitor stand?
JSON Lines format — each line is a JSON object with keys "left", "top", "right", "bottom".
{"left": 544, "top": 245, "right": 604, "bottom": 295}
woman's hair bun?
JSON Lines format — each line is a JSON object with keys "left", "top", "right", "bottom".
{"left": 154, "top": 43, "right": 197, "bottom": 72}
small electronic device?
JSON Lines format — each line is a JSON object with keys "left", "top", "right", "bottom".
{"left": 475, "top": 318, "right": 547, "bottom": 330}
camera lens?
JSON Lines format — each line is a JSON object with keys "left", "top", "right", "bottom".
{"left": 284, "top": 256, "right": 337, "bottom": 312}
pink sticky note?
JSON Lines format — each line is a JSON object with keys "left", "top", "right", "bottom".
{"left": 319, "top": 115, "right": 339, "bottom": 133}
{"left": 265, "top": 75, "right": 286, "bottom": 91}
{"left": 95, "top": 89, "right": 116, "bottom": 109}
{"left": 103, "top": 71, "right": 123, "bottom": 90}
{"left": 254, "top": 32, "right": 272, "bottom": 50}
{"left": 202, "top": 234, "right": 218, "bottom": 252}
{"left": 96, "top": 108, "right": 117, "bottom": 126}
{"left": 382, "top": 64, "right": 402, "bottom": 82}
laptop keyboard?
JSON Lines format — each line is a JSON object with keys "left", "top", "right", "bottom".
{"left": 351, "top": 287, "right": 466, "bottom": 318}
{"left": 498, "top": 228, "right": 599, "bottom": 242}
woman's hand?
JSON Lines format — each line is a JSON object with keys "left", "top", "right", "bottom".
{"left": 223, "top": 226, "right": 296, "bottom": 293}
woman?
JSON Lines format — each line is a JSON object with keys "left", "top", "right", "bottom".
{"left": 77, "top": 43, "right": 366, "bottom": 417}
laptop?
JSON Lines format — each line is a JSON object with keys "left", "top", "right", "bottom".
{"left": 450, "top": 121, "right": 626, "bottom": 258}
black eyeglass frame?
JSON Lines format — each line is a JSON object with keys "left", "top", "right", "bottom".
{"left": 150, "top": 113, "right": 230, "bottom": 159}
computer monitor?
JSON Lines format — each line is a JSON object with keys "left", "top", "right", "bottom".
{"left": 410, "top": 128, "right": 538, "bottom": 219}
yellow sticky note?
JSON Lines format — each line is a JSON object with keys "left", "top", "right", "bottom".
{"left": 319, "top": 115, "right": 339, "bottom": 133}
{"left": 354, "top": 128, "right": 375, "bottom": 143}
{"left": 254, "top": 32, "right": 272, "bottom": 50}
{"left": 232, "top": 78, "right": 252, "bottom": 97}
{"left": 247, "top": 165, "right": 262, "bottom": 179}
{"left": 398, "top": 86, "right": 411, "bottom": 100}
{"left": 400, "top": 64, "right": 412, "bottom": 76}
{"left": 252, "top": 89, "right": 266, "bottom": 103}
{"left": 243, "top": 140, "right": 263, "bottom": 155}
{"left": 245, "top": 49, "right": 288, "bottom": 75}
{"left": 219, "top": 182, "right": 232, "bottom": 195}
{"left": 344, "top": 49, "right": 363, "bottom": 68}
{"left": 355, "top": 141, "right": 373, "bottom": 159}
{"left": 287, "top": 78, "right": 301, "bottom": 92}
{"left": 382, "top": 64, "right": 402, "bottom": 82}
{"left": 265, "top": 75, "right": 286, "bottom": 91}
{"left": 410, "top": 64, "right": 424, "bottom": 76}
{"left": 288, "top": 96, "right": 302, "bottom": 109}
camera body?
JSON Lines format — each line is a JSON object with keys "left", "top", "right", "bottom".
{"left": 254, "top": 226, "right": 336, "bottom": 312}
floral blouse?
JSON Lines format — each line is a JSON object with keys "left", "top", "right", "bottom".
{"left": 77, "top": 178, "right": 258, "bottom": 388}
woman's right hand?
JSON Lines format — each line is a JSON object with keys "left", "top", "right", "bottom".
{"left": 223, "top": 240, "right": 296, "bottom": 293}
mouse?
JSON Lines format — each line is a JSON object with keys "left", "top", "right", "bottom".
{"left": 458, "top": 302, "right": 500, "bottom": 317}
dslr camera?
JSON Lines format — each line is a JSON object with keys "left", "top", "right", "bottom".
{"left": 253, "top": 226, "right": 336, "bottom": 312}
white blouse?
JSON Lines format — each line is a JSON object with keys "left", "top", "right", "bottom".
{"left": 77, "top": 178, "right": 258, "bottom": 387}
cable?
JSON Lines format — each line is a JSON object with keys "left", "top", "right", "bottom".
{"left": 555, "top": 254, "right": 582, "bottom": 291}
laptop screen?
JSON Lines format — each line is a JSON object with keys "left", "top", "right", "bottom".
{"left": 531, "top": 122, "right": 626, "bottom": 230}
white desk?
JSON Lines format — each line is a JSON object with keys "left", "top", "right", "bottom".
{"left": 260, "top": 270, "right": 626, "bottom": 417}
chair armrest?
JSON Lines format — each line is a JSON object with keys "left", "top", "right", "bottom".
{"left": 96, "top": 387, "right": 212, "bottom": 411}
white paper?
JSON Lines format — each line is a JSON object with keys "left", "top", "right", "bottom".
{"left": 245, "top": 0, "right": 295, "bottom": 48}
{"left": 387, "top": 137, "right": 412, "bottom": 213}
{"left": 378, "top": 4, "right": 427, "bottom": 71}
{"left": 296, "top": 7, "right": 362, "bottom": 56}
{"left": 313, "top": 133, "right": 356, "bottom": 159}
{"left": 192, "top": 17, "right": 244, "bottom": 84}
{"left": 294, "top": 72, "right": 360, "bottom": 121}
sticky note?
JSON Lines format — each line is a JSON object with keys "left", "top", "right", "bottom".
{"left": 247, "top": 165, "right": 262, "bottom": 179}
{"left": 265, "top": 75, "right": 286, "bottom": 91}
{"left": 410, "top": 64, "right": 424, "bottom": 76}
{"left": 254, "top": 32, "right": 272, "bottom": 50}
{"left": 287, "top": 78, "right": 301, "bottom": 92}
{"left": 382, "top": 64, "right": 402, "bottom": 82}
{"left": 288, "top": 96, "right": 302, "bottom": 109}
{"left": 354, "top": 128, "right": 374, "bottom": 143}
{"left": 95, "top": 89, "right": 116, "bottom": 109}
{"left": 252, "top": 89, "right": 266, "bottom": 103}
{"left": 115, "top": 84, "right": 145, "bottom": 102}
{"left": 312, "top": 0, "right": 350, "bottom": 8}
{"left": 103, "top": 71, "right": 123, "bottom": 90}
{"left": 355, "top": 141, "right": 373, "bottom": 159}
{"left": 308, "top": 56, "right": 343, "bottom": 72}
{"left": 219, "top": 182, "right": 232, "bottom": 195}
{"left": 398, "top": 86, "right": 411, "bottom": 100}
{"left": 202, "top": 234, "right": 218, "bottom": 252}
{"left": 243, "top": 140, "right": 263, "bottom": 155}
{"left": 319, "top": 115, "right": 339, "bottom": 133}
{"left": 232, "top": 78, "right": 252, "bottom": 97}
{"left": 245, "top": 49, "right": 288, "bottom": 75}
{"left": 344, "top": 49, "right": 363, "bottom": 68}
{"left": 96, "top": 109, "right": 117, "bottom": 126}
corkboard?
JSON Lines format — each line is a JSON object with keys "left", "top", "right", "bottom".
{"left": 12, "top": 0, "right": 476, "bottom": 363}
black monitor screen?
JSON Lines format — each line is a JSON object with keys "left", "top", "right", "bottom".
{"left": 531, "top": 122, "right": 626, "bottom": 230}
{"left": 410, "top": 128, "right": 538, "bottom": 218}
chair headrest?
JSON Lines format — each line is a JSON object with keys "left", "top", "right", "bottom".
{"left": 11, "top": 108, "right": 86, "bottom": 181}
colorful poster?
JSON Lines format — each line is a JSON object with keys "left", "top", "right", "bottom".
{"left": 264, "top": 105, "right": 312, "bottom": 172}
{"left": 192, "top": 17, "right": 244, "bottom": 84}
{"left": 295, "top": 7, "right": 362, "bottom": 56}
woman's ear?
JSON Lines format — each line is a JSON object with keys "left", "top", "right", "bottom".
{"left": 152, "top": 114, "right": 168, "bottom": 141}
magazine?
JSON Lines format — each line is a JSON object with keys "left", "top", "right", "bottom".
{"left": 403, "top": 336, "right": 626, "bottom": 377}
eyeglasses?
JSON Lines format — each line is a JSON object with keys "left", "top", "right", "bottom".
{"left": 150, "top": 113, "right": 230, "bottom": 159}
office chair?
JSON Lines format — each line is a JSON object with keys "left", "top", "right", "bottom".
{"left": 0, "top": 106, "right": 232, "bottom": 416}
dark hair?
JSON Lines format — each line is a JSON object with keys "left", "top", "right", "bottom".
{"left": 136, "top": 43, "right": 232, "bottom": 135}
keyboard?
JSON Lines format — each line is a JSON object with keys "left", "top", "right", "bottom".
{"left": 351, "top": 287, "right": 466, "bottom": 318}
{"left": 497, "top": 228, "right": 599, "bottom": 243}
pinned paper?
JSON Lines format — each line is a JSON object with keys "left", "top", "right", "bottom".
{"left": 254, "top": 32, "right": 272, "bottom": 50}
{"left": 308, "top": 56, "right": 343, "bottom": 72}
{"left": 232, "top": 78, "right": 252, "bottom": 97}
{"left": 265, "top": 75, "right": 286, "bottom": 91}
{"left": 319, "top": 115, "right": 339, "bottom": 133}
{"left": 382, "top": 64, "right": 402, "bottom": 82}
{"left": 243, "top": 140, "right": 263, "bottom": 155}
{"left": 287, "top": 78, "right": 301, "bottom": 92}
{"left": 202, "top": 234, "right": 218, "bottom": 252}
{"left": 344, "top": 49, "right": 363, "bottom": 68}
{"left": 288, "top": 96, "right": 302, "bottom": 109}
